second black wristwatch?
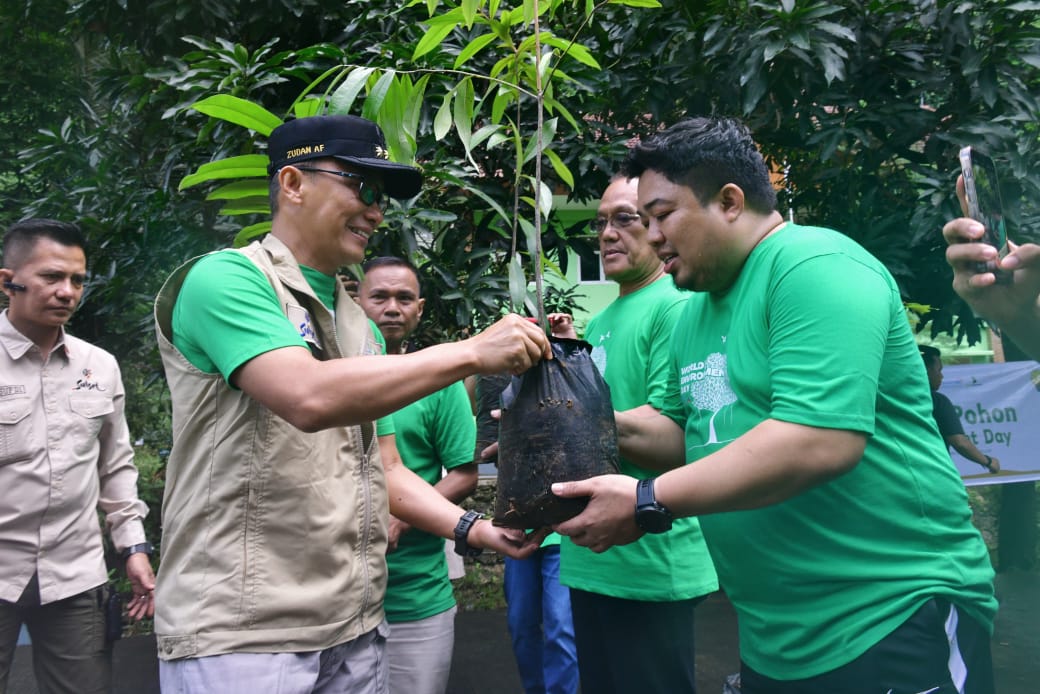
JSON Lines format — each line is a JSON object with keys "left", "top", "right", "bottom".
{"left": 453, "top": 510, "right": 483, "bottom": 557}
{"left": 121, "top": 542, "right": 155, "bottom": 560}
{"left": 634, "top": 478, "right": 673, "bottom": 534}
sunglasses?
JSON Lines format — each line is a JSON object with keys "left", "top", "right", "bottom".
{"left": 590, "top": 212, "right": 644, "bottom": 234}
{"left": 295, "top": 166, "right": 388, "bottom": 212}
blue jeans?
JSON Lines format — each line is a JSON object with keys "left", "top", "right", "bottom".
{"left": 503, "top": 546, "right": 578, "bottom": 694}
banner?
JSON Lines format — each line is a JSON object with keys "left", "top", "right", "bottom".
{"left": 939, "top": 361, "right": 1040, "bottom": 486}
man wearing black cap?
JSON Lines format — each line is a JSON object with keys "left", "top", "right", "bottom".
{"left": 153, "top": 114, "right": 550, "bottom": 693}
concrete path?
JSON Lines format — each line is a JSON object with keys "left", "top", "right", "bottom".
{"left": 9, "top": 571, "right": 1037, "bottom": 693}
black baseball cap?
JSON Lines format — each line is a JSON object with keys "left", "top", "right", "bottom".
{"left": 267, "top": 114, "right": 423, "bottom": 199}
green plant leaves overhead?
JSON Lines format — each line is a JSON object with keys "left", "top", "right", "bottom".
{"left": 191, "top": 95, "right": 283, "bottom": 135}
{"left": 178, "top": 155, "right": 269, "bottom": 191}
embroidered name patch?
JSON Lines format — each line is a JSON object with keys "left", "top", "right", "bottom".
{"left": 287, "top": 304, "right": 322, "bottom": 349}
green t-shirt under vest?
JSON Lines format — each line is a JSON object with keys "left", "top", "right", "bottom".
{"left": 172, "top": 251, "right": 393, "bottom": 435}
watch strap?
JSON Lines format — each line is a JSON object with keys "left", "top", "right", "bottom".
{"left": 453, "top": 510, "right": 483, "bottom": 557}
{"left": 636, "top": 478, "right": 656, "bottom": 508}
{"left": 121, "top": 542, "right": 154, "bottom": 560}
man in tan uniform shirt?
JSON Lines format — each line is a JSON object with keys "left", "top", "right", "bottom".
{"left": 0, "top": 219, "right": 156, "bottom": 694}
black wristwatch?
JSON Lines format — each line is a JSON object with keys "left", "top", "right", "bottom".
{"left": 634, "top": 478, "right": 673, "bottom": 534}
{"left": 453, "top": 511, "right": 483, "bottom": 557}
{"left": 121, "top": 542, "right": 155, "bottom": 560}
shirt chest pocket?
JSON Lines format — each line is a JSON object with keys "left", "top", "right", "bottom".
{"left": 0, "top": 396, "right": 34, "bottom": 465}
{"left": 67, "top": 393, "right": 114, "bottom": 443}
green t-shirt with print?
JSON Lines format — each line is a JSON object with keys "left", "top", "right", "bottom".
{"left": 172, "top": 250, "right": 393, "bottom": 436}
{"left": 559, "top": 276, "right": 718, "bottom": 601}
{"left": 384, "top": 380, "right": 476, "bottom": 623}
{"left": 662, "top": 223, "right": 996, "bottom": 679}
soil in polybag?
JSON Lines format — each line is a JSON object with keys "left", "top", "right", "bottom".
{"left": 473, "top": 371, "right": 512, "bottom": 464}
{"left": 493, "top": 337, "right": 619, "bottom": 529}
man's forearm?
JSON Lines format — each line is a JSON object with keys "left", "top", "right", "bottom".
{"left": 615, "top": 405, "right": 686, "bottom": 471}
{"left": 433, "top": 465, "right": 479, "bottom": 504}
{"left": 655, "top": 419, "right": 866, "bottom": 517}
{"left": 949, "top": 434, "right": 992, "bottom": 468}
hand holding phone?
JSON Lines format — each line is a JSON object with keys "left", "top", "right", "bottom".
{"left": 958, "top": 146, "right": 1012, "bottom": 285}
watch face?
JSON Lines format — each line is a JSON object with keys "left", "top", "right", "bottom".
{"left": 635, "top": 506, "right": 672, "bottom": 534}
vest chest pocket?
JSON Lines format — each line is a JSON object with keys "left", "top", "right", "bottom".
{"left": 68, "top": 393, "right": 114, "bottom": 442}
{"left": 0, "top": 396, "right": 34, "bottom": 465}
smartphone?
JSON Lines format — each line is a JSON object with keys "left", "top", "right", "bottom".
{"left": 959, "top": 146, "right": 1012, "bottom": 284}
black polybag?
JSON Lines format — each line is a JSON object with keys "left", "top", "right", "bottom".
{"left": 493, "top": 337, "right": 619, "bottom": 528}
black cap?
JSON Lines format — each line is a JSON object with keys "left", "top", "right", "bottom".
{"left": 267, "top": 115, "right": 423, "bottom": 200}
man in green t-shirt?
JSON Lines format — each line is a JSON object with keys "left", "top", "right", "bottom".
{"left": 554, "top": 117, "right": 996, "bottom": 694}
{"left": 154, "top": 114, "right": 551, "bottom": 693}
{"left": 554, "top": 175, "right": 717, "bottom": 694}
{"left": 358, "top": 256, "right": 478, "bottom": 694}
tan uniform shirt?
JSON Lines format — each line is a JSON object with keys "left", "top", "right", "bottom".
{"left": 0, "top": 310, "right": 147, "bottom": 604}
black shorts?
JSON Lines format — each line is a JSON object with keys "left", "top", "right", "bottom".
{"left": 740, "top": 597, "right": 993, "bottom": 694}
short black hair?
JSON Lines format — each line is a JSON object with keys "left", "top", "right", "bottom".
{"left": 2, "top": 219, "right": 87, "bottom": 269}
{"left": 919, "top": 344, "right": 942, "bottom": 367}
{"left": 622, "top": 117, "right": 778, "bottom": 214}
{"left": 362, "top": 256, "right": 423, "bottom": 297}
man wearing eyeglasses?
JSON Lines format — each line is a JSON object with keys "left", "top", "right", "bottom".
{"left": 552, "top": 175, "right": 717, "bottom": 694}
{"left": 153, "top": 114, "right": 551, "bottom": 693}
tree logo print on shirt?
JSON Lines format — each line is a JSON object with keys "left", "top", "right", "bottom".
{"left": 74, "top": 368, "right": 106, "bottom": 392}
{"left": 683, "top": 351, "right": 736, "bottom": 444}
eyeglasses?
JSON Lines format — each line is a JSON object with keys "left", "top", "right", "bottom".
{"left": 295, "top": 166, "right": 388, "bottom": 212}
{"left": 590, "top": 212, "right": 644, "bottom": 234}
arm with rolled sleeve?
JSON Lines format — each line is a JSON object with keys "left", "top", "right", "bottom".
{"left": 96, "top": 358, "right": 155, "bottom": 618}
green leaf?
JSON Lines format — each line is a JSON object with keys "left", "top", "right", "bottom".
{"left": 542, "top": 36, "right": 601, "bottom": 70}
{"left": 380, "top": 77, "right": 417, "bottom": 163}
{"left": 491, "top": 86, "right": 517, "bottom": 124}
{"left": 519, "top": 216, "right": 539, "bottom": 254}
{"left": 218, "top": 197, "right": 271, "bottom": 215}
{"left": 179, "top": 155, "right": 270, "bottom": 191}
{"left": 191, "top": 95, "right": 283, "bottom": 135}
{"left": 454, "top": 32, "right": 498, "bottom": 69}
{"left": 413, "top": 10, "right": 464, "bottom": 60}
{"left": 293, "top": 98, "right": 323, "bottom": 118}
{"left": 330, "top": 67, "right": 376, "bottom": 114}
{"left": 470, "top": 123, "right": 502, "bottom": 150}
{"left": 454, "top": 78, "right": 476, "bottom": 167}
{"left": 361, "top": 70, "right": 396, "bottom": 121}
{"left": 403, "top": 74, "right": 429, "bottom": 144}
{"left": 544, "top": 148, "right": 574, "bottom": 189}
{"left": 508, "top": 253, "right": 527, "bottom": 311}
{"left": 205, "top": 180, "right": 269, "bottom": 201}
{"left": 233, "top": 222, "right": 272, "bottom": 248}
{"left": 522, "top": 0, "right": 535, "bottom": 25}
{"left": 541, "top": 94, "right": 580, "bottom": 133}
{"left": 461, "top": 0, "right": 479, "bottom": 27}
{"left": 608, "top": 0, "right": 662, "bottom": 6}
{"left": 816, "top": 21, "right": 856, "bottom": 43}
{"left": 434, "top": 92, "right": 454, "bottom": 141}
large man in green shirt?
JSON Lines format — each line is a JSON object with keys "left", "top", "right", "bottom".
{"left": 554, "top": 175, "right": 717, "bottom": 694}
{"left": 555, "top": 117, "right": 996, "bottom": 694}
{"left": 358, "top": 256, "right": 478, "bottom": 694}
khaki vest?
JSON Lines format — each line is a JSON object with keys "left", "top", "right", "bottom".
{"left": 153, "top": 234, "right": 388, "bottom": 660}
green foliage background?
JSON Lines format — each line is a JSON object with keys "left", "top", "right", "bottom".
{"left": 1, "top": 1, "right": 1038, "bottom": 552}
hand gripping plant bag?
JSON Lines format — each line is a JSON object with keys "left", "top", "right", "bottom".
{"left": 493, "top": 337, "right": 620, "bottom": 528}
